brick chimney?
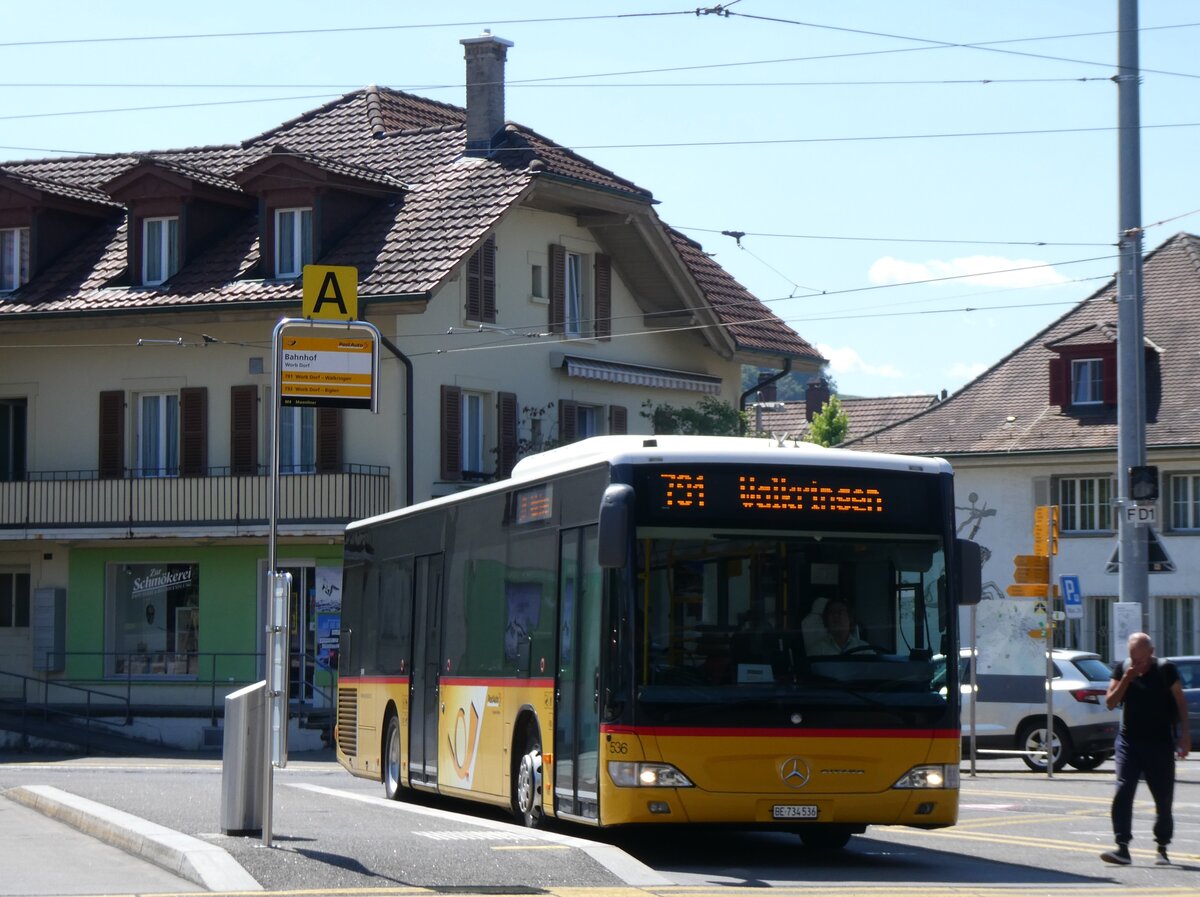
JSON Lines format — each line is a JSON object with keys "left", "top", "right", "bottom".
{"left": 805, "top": 378, "right": 831, "bottom": 422}
{"left": 461, "top": 31, "right": 514, "bottom": 157}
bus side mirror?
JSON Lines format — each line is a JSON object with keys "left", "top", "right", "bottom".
{"left": 957, "top": 538, "right": 982, "bottom": 606}
{"left": 598, "top": 484, "right": 634, "bottom": 568}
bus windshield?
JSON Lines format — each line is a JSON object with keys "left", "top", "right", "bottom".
{"left": 634, "top": 529, "right": 947, "bottom": 706}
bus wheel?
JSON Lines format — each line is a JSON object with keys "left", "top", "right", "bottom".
{"left": 798, "top": 826, "right": 853, "bottom": 850}
{"left": 513, "top": 730, "right": 544, "bottom": 827}
{"left": 383, "top": 714, "right": 403, "bottom": 801}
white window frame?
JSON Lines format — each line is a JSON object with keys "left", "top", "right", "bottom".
{"left": 1070, "top": 358, "right": 1104, "bottom": 405}
{"left": 142, "top": 216, "right": 179, "bottom": 285}
{"left": 461, "top": 391, "right": 487, "bottom": 475}
{"left": 279, "top": 406, "right": 316, "bottom": 474}
{"left": 1, "top": 226, "right": 30, "bottom": 292}
{"left": 1155, "top": 596, "right": 1198, "bottom": 656}
{"left": 576, "top": 404, "right": 600, "bottom": 439}
{"left": 1057, "top": 475, "right": 1115, "bottom": 532}
{"left": 275, "top": 207, "right": 313, "bottom": 278}
{"left": 564, "top": 251, "right": 589, "bottom": 338}
{"left": 137, "top": 392, "right": 180, "bottom": 478}
{"left": 1169, "top": 473, "right": 1200, "bottom": 532}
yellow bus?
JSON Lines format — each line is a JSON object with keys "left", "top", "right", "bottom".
{"left": 335, "top": 435, "right": 981, "bottom": 848}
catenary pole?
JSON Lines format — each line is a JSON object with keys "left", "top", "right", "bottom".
{"left": 1115, "top": 0, "right": 1147, "bottom": 614}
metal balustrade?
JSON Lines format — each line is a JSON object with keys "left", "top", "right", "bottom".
{"left": 0, "top": 465, "right": 389, "bottom": 532}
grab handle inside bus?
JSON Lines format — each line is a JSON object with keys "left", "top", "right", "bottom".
{"left": 956, "top": 538, "right": 983, "bottom": 606}
{"left": 598, "top": 484, "right": 634, "bottom": 568}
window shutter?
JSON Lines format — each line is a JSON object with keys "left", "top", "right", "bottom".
{"left": 230, "top": 385, "right": 258, "bottom": 475}
{"left": 180, "top": 387, "right": 208, "bottom": 477}
{"left": 497, "top": 391, "right": 518, "bottom": 478}
{"left": 466, "top": 236, "right": 496, "bottom": 322}
{"left": 559, "top": 399, "right": 578, "bottom": 444}
{"left": 608, "top": 404, "right": 627, "bottom": 435}
{"left": 594, "top": 253, "right": 612, "bottom": 340}
{"left": 548, "top": 243, "right": 565, "bottom": 334}
{"left": 441, "top": 385, "right": 462, "bottom": 481}
{"left": 1102, "top": 346, "right": 1118, "bottom": 405}
{"left": 98, "top": 390, "right": 125, "bottom": 479}
{"left": 316, "top": 407, "right": 342, "bottom": 473}
{"left": 481, "top": 236, "right": 496, "bottom": 323}
{"left": 1048, "top": 356, "right": 1069, "bottom": 407}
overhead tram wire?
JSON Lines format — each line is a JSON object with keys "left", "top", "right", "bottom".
{"left": 681, "top": 225, "right": 1114, "bottom": 249}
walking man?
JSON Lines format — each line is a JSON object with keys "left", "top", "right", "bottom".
{"left": 1100, "top": 631, "right": 1190, "bottom": 865}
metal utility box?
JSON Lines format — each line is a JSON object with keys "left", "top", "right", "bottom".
{"left": 220, "top": 680, "right": 267, "bottom": 835}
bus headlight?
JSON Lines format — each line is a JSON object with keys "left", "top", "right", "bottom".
{"left": 608, "top": 761, "right": 694, "bottom": 788}
{"left": 893, "top": 764, "right": 959, "bottom": 789}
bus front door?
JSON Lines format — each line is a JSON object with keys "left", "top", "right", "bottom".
{"left": 408, "top": 553, "right": 443, "bottom": 788}
{"left": 554, "top": 526, "right": 601, "bottom": 820}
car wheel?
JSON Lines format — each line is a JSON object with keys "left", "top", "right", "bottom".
{"left": 1017, "top": 719, "right": 1070, "bottom": 772}
{"left": 1066, "top": 753, "right": 1107, "bottom": 771}
{"left": 512, "top": 728, "right": 544, "bottom": 827}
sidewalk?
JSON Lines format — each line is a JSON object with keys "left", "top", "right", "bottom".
{"left": 0, "top": 791, "right": 198, "bottom": 896}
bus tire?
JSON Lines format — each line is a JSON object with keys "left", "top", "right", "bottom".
{"left": 798, "top": 826, "right": 853, "bottom": 849}
{"left": 513, "top": 728, "right": 544, "bottom": 828}
{"left": 383, "top": 713, "right": 403, "bottom": 801}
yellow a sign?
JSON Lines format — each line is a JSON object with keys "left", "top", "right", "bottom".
{"left": 302, "top": 265, "right": 358, "bottom": 320}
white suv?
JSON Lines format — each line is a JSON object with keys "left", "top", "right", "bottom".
{"left": 958, "top": 649, "right": 1120, "bottom": 772}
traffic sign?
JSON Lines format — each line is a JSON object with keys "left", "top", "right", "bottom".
{"left": 302, "top": 265, "right": 358, "bottom": 320}
{"left": 1033, "top": 505, "right": 1059, "bottom": 556}
{"left": 1012, "top": 554, "right": 1049, "bottom": 584}
{"left": 1059, "top": 574, "right": 1083, "bottom": 620}
{"left": 1007, "top": 583, "right": 1050, "bottom": 598}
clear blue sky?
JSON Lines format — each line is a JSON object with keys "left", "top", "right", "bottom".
{"left": 4, "top": 1, "right": 1196, "bottom": 398}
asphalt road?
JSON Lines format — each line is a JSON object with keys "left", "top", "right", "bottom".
{"left": 1, "top": 750, "right": 1197, "bottom": 897}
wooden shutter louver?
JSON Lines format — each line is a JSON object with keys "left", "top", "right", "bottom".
{"left": 466, "top": 236, "right": 497, "bottom": 323}
{"left": 316, "top": 407, "right": 342, "bottom": 473}
{"left": 608, "top": 404, "right": 627, "bottom": 435}
{"left": 441, "top": 384, "right": 463, "bottom": 481}
{"left": 1048, "top": 357, "right": 1069, "bottom": 407}
{"left": 179, "top": 387, "right": 208, "bottom": 477}
{"left": 230, "top": 385, "right": 259, "bottom": 475}
{"left": 497, "top": 392, "right": 518, "bottom": 478}
{"left": 548, "top": 243, "right": 566, "bottom": 334}
{"left": 559, "top": 399, "right": 578, "bottom": 444}
{"left": 98, "top": 390, "right": 125, "bottom": 479}
{"left": 594, "top": 253, "right": 612, "bottom": 340}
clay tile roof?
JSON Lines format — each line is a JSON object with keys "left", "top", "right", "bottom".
{"left": 755, "top": 394, "right": 940, "bottom": 443}
{"left": 0, "top": 167, "right": 122, "bottom": 209}
{"left": 667, "top": 228, "right": 822, "bottom": 361}
{"left": 845, "top": 232, "right": 1200, "bottom": 456}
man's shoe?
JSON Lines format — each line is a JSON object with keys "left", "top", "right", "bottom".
{"left": 1101, "top": 845, "right": 1132, "bottom": 865}
{"left": 1155, "top": 846, "right": 1170, "bottom": 866}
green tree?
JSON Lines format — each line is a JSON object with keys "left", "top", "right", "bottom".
{"left": 804, "top": 394, "right": 849, "bottom": 447}
{"left": 641, "top": 395, "right": 747, "bottom": 436}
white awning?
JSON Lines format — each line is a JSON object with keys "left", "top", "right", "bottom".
{"left": 557, "top": 354, "right": 722, "bottom": 395}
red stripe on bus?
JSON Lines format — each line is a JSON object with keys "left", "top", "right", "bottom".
{"left": 600, "top": 724, "right": 960, "bottom": 739}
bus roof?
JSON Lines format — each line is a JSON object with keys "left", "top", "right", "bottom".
{"left": 510, "top": 435, "right": 952, "bottom": 480}
{"left": 346, "top": 436, "right": 952, "bottom": 533}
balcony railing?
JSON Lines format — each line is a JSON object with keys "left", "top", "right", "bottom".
{"left": 0, "top": 465, "right": 390, "bottom": 532}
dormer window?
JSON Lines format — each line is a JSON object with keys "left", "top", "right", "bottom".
{"left": 1070, "top": 358, "right": 1104, "bottom": 405}
{"left": 1, "top": 226, "right": 29, "bottom": 292}
{"left": 274, "top": 207, "right": 312, "bottom": 278}
{"left": 142, "top": 217, "right": 179, "bottom": 285}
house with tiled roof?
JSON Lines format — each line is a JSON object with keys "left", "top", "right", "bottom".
{"left": 0, "top": 35, "right": 820, "bottom": 748}
{"left": 848, "top": 232, "right": 1200, "bottom": 664}
{"left": 748, "top": 378, "right": 941, "bottom": 443}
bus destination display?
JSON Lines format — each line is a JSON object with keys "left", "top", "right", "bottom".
{"left": 635, "top": 465, "right": 942, "bottom": 532}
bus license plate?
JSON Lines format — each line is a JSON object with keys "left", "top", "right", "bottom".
{"left": 773, "top": 804, "right": 818, "bottom": 819}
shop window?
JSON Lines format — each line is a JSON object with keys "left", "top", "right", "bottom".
{"left": 107, "top": 562, "right": 200, "bottom": 677}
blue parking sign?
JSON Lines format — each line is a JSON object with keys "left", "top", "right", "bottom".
{"left": 1059, "top": 574, "right": 1083, "bottom": 620}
